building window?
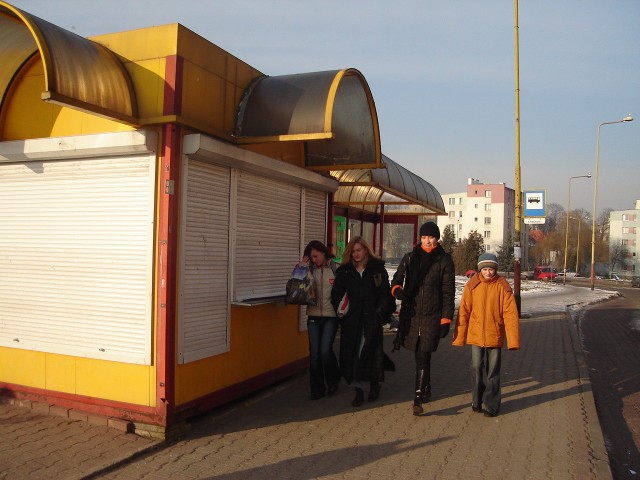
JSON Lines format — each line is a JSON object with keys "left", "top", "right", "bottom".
{"left": 623, "top": 227, "right": 637, "bottom": 234}
{"left": 484, "top": 217, "right": 491, "bottom": 225}
{"left": 485, "top": 190, "right": 492, "bottom": 198}
{"left": 484, "top": 231, "right": 491, "bottom": 238}
{"left": 622, "top": 214, "right": 636, "bottom": 221}
{"left": 474, "top": 217, "right": 478, "bottom": 222}
{"left": 449, "top": 198, "right": 455, "bottom": 205}
{"left": 458, "top": 197, "right": 463, "bottom": 205}
{"left": 458, "top": 211, "right": 463, "bottom": 218}
{"left": 485, "top": 245, "right": 490, "bottom": 251}
{"left": 485, "top": 204, "right": 491, "bottom": 211}
{"left": 449, "top": 211, "right": 455, "bottom": 218}
{"left": 475, "top": 204, "right": 478, "bottom": 209}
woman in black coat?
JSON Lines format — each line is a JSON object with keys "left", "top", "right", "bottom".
{"left": 331, "top": 236, "right": 396, "bottom": 407}
{"left": 391, "top": 222, "right": 455, "bottom": 415}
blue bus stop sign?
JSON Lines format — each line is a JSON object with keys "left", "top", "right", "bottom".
{"left": 524, "top": 190, "right": 546, "bottom": 217}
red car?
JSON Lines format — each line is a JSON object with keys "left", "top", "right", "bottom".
{"left": 533, "top": 265, "right": 558, "bottom": 281}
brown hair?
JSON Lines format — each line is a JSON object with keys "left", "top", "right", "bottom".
{"left": 303, "top": 240, "right": 334, "bottom": 260}
{"left": 341, "top": 236, "right": 379, "bottom": 266}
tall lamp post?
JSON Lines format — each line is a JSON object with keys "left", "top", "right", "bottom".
{"left": 563, "top": 174, "right": 591, "bottom": 285}
{"left": 590, "top": 114, "right": 634, "bottom": 290}
{"left": 571, "top": 216, "right": 581, "bottom": 273}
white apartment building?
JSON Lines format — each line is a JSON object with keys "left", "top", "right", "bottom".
{"left": 609, "top": 200, "right": 640, "bottom": 276}
{"left": 437, "top": 178, "right": 516, "bottom": 253}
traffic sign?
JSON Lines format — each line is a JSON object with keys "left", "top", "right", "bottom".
{"left": 524, "top": 190, "right": 546, "bottom": 217}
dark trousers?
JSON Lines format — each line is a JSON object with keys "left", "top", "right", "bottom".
{"left": 307, "top": 316, "right": 340, "bottom": 396}
{"left": 415, "top": 348, "right": 432, "bottom": 384}
{"left": 471, "top": 345, "right": 502, "bottom": 414}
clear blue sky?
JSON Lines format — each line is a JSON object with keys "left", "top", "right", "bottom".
{"left": 8, "top": 0, "right": 640, "bottom": 214}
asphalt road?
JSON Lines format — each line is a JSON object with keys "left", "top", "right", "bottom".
{"left": 572, "top": 279, "right": 640, "bottom": 479}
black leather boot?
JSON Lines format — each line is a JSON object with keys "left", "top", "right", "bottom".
{"left": 368, "top": 381, "right": 381, "bottom": 402}
{"left": 413, "top": 369, "right": 427, "bottom": 415}
{"left": 351, "top": 387, "right": 364, "bottom": 407}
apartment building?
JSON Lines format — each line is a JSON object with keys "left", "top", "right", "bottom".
{"left": 609, "top": 200, "right": 640, "bottom": 276}
{"left": 437, "top": 178, "right": 516, "bottom": 252}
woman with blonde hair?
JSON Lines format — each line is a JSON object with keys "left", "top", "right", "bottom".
{"left": 331, "top": 237, "right": 395, "bottom": 407}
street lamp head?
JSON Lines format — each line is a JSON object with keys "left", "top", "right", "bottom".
{"left": 622, "top": 114, "right": 633, "bottom": 122}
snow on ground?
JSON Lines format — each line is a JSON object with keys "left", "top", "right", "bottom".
{"left": 386, "top": 265, "right": 620, "bottom": 317}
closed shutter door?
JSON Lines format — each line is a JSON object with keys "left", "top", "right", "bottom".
{"left": 299, "top": 188, "right": 328, "bottom": 331}
{"left": 235, "top": 171, "right": 301, "bottom": 301}
{"left": 0, "top": 155, "right": 154, "bottom": 364}
{"left": 178, "top": 160, "right": 230, "bottom": 363}
{"left": 303, "top": 188, "right": 327, "bottom": 246}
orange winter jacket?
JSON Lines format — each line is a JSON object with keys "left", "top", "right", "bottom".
{"left": 452, "top": 272, "right": 520, "bottom": 350}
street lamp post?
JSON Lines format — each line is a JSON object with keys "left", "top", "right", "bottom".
{"left": 571, "top": 217, "right": 581, "bottom": 274}
{"left": 563, "top": 174, "right": 591, "bottom": 285}
{"left": 590, "top": 114, "right": 634, "bottom": 290}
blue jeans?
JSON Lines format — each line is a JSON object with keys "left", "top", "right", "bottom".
{"left": 471, "top": 345, "right": 502, "bottom": 414}
{"left": 307, "top": 316, "right": 340, "bottom": 396}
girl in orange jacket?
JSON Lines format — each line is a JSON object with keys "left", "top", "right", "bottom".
{"left": 452, "top": 253, "right": 520, "bottom": 417}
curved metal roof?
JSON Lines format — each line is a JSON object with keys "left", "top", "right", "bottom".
{"left": 0, "top": 1, "right": 137, "bottom": 123}
{"left": 235, "top": 69, "right": 382, "bottom": 169}
{"left": 331, "top": 154, "right": 445, "bottom": 215}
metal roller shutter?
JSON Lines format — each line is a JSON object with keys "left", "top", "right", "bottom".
{"left": 178, "top": 160, "right": 231, "bottom": 363}
{"left": 0, "top": 154, "right": 155, "bottom": 364}
{"left": 235, "top": 171, "right": 301, "bottom": 301}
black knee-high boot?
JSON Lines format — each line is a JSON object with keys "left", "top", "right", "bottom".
{"left": 413, "top": 368, "right": 427, "bottom": 415}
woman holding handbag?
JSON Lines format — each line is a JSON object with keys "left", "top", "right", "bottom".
{"left": 331, "top": 237, "right": 395, "bottom": 407}
{"left": 303, "top": 240, "right": 341, "bottom": 400}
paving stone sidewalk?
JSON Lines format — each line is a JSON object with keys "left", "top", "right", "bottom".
{"left": 0, "top": 310, "right": 611, "bottom": 479}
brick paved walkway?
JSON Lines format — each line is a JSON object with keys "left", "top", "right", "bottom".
{"left": 0, "top": 311, "right": 611, "bottom": 479}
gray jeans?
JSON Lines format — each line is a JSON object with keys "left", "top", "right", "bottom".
{"left": 471, "top": 345, "right": 502, "bottom": 414}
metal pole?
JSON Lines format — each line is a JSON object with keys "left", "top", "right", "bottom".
{"left": 513, "top": 0, "right": 522, "bottom": 315}
{"left": 563, "top": 175, "right": 590, "bottom": 285}
{"left": 575, "top": 219, "right": 580, "bottom": 273}
{"left": 590, "top": 116, "right": 633, "bottom": 290}
{"left": 563, "top": 179, "right": 572, "bottom": 285}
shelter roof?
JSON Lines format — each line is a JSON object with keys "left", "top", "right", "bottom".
{"left": 331, "top": 154, "right": 445, "bottom": 215}
{"left": 0, "top": 1, "right": 137, "bottom": 123}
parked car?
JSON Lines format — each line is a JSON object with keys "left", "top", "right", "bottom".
{"left": 557, "top": 269, "right": 577, "bottom": 278}
{"left": 533, "top": 265, "right": 558, "bottom": 281}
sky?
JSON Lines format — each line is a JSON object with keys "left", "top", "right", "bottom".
{"left": 6, "top": 0, "right": 640, "bottom": 214}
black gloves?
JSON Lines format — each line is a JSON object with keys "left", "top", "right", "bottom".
{"left": 394, "top": 287, "right": 405, "bottom": 301}
{"left": 392, "top": 332, "right": 403, "bottom": 352}
{"left": 440, "top": 323, "right": 451, "bottom": 338}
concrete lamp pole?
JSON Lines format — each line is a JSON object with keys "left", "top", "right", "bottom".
{"left": 562, "top": 174, "right": 591, "bottom": 285}
{"left": 589, "top": 114, "right": 633, "bottom": 290}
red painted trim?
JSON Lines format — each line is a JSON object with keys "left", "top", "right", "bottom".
{"left": 163, "top": 55, "right": 183, "bottom": 116}
{"left": 155, "top": 124, "right": 180, "bottom": 425}
{"left": 0, "top": 383, "right": 165, "bottom": 425}
{"left": 327, "top": 193, "right": 334, "bottom": 254}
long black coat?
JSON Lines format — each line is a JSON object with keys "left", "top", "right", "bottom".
{"left": 391, "top": 244, "right": 455, "bottom": 353}
{"left": 331, "top": 258, "right": 395, "bottom": 384}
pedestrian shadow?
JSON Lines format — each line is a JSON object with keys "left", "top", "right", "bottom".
{"left": 184, "top": 312, "right": 592, "bottom": 436}
{"left": 201, "top": 437, "right": 454, "bottom": 479}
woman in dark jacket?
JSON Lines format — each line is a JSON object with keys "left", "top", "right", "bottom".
{"left": 331, "top": 236, "right": 395, "bottom": 407}
{"left": 391, "top": 222, "right": 455, "bottom": 415}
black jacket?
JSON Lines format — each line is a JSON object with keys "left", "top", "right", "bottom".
{"left": 331, "top": 257, "right": 395, "bottom": 383}
{"left": 391, "top": 244, "right": 455, "bottom": 353}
